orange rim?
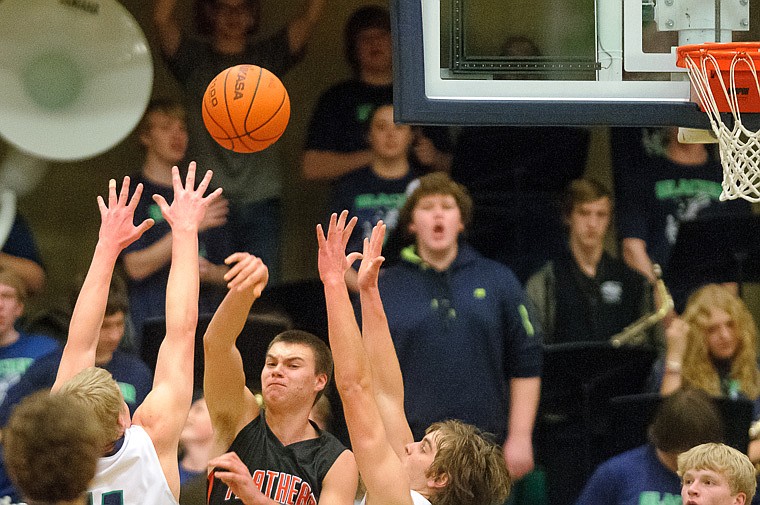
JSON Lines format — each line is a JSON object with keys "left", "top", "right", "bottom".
{"left": 676, "top": 42, "right": 760, "bottom": 69}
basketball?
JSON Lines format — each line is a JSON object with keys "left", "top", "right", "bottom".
{"left": 202, "top": 64, "right": 290, "bottom": 153}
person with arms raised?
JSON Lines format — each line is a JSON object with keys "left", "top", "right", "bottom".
{"left": 52, "top": 163, "right": 221, "bottom": 503}
{"left": 316, "top": 212, "right": 511, "bottom": 505}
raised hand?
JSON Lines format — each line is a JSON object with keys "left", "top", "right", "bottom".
{"left": 96, "top": 176, "right": 154, "bottom": 251}
{"left": 223, "top": 252, "right": 269, "bottom": 296}
{"left": 152, "top": 162, "right": 223, "bottom": 233}
{"left": 316, "top": 211, "right": 360, "bottom": 286}
{"left": 357, "top": 221, "right": 386, "bottom": 292}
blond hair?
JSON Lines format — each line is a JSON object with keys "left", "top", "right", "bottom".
{"left": 678, "top": 443, "right": 757, "bottom": 500}
{"left": 425, "top": 420, "right": 511, "bottom": 505}
{"left": 58, "top": 367, "right": 123, "bottom": 443}
{"left": 4, "top": 391, "right": 105, "bottom": 503}
{"left": 681, "top": 284, "right": 760, "bottom": 399}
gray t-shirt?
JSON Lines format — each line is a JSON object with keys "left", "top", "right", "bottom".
{"left": 165, "top": 29, "right": 301, "bottom": 205}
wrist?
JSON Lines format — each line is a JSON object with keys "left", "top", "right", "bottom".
{"left": 665, "top": 360, "right": 683, "bottom": 374}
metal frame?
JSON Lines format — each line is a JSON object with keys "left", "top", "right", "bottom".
{"left": 390, "top": 0, "right": 712, "bottom": 127}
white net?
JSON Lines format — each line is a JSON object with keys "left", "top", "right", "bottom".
{"left": 681, "top": 47, "right": 760, "bottom": 202}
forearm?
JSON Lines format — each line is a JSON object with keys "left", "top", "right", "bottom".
{"left": 508, "top": 377, "right": 540, "bottom": 439}
{"left": 359, "top": 286, "right": 404, "bottom": 401}
{"left": 153, "top": 0, "right": 181, "bottom": 56}
{"left": 324, "top": 279, "right": 371, "bottom": 391}
{"left": 428, "top": 151, "right": 452, "bottom": 174}
{"left": 302, "top": 150, "right": 373, "bottom": 180}
{"left": 622, "top": 238, "right": 655, "bottom": 282}
{"left": 205, "top": 287, "right": 259, "bottom": 351}
{"left": 165, "top": 228, "right": 200, "bottom": 341}
{"left": 122, "top": 233, "right": 172, "bottom": 281}
{"left": 659, "top": 356, "right": 684, "bottom": 395}
{"left": 201, "top": 262, "right": 231, "bottom": 286}
{"left": 286, "top": 0, "right": 325, "bottom": 54}
{"left": 55, "top": 240, "right": 121, "bottom": 390}
{"left": 0, "top": 253, "right": 45, "bottom": 295}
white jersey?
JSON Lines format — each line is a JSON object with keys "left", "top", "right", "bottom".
{"left": 359, "top": 490, "right": 431, "bottom": 505}
{"left": 89, "top": 425, "right": 178, "bottom": 505}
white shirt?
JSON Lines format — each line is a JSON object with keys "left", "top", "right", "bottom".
{"left": 89, "top": 425, "right": 178, "bottom": 505}
{"left": 359, "top": 489, "right": 432, "bottom": 505}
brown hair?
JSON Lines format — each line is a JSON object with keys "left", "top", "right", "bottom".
{"left": 194, "top": 0, "right": 261, "bottom": 37}
{"left": 397, "top": 173, "right": 473, "bottom": 245}
{"left": 561, "top": 178, "right": 612, "bottom": 220}
{"left": 0, "top": 269, "right": 28, "bottom": 305}
{"left": 680, "top": 284, "right": 760, "bottom": 399}
{"left": 425, "top": 420, "right": 511, "bottom": 505}
{"left": 4, "top": 391, "right": 105, "bottom": 503}
{"left": 136, "top": 98, "right": 186, "bottom": 139}
{"left": 343, "top": 5, "right": 391, "bottom": 76}
{"left": 267, "top": 330, "right": 333, "bottom": 403}
{"left": 648, "top": 388, "right": 723, "bottom": 453}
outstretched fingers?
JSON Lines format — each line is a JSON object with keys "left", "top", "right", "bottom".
{"left": 118, "top": 176, "right": 131, "bottom": 206}
{"left": 108, "top": 178, "right": 118, "bottom": 209}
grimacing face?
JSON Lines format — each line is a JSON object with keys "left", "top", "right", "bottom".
{"left": 260, "top": 342, "right": 326, "bottom": 407}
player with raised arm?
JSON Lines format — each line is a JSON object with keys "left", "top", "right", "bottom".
{"left": 51, "top": 162, "right": 221, "bottom": 504}
{"left": 203, "top": 252, "right": 357, "bottom": 505}
{"left": 317, "top": 211, "right": 511, "bottom": 505}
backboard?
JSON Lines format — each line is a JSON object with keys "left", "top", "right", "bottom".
{"left": 391, "top": 0, "right": 760, "bottom": 127}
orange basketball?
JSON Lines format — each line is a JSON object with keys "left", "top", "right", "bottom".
{"left": 202, "top": 65, "right": 290, "bottom": 153}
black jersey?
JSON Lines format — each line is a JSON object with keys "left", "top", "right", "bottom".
{"left": 208, "top": 412, "right": 348, "bottom": 504}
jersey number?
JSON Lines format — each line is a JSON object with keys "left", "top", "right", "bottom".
{"left": 88, "top": 490, "right": 124, "bottom": 505}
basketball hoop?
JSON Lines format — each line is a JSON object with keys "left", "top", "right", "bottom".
{"left": 676, "top": 42, "right": 760, "bottom": 202}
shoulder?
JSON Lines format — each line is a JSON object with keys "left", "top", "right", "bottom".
{"left": 107, "top": 350, "right": 152, "bottom": 375}
{"left": 19, "top": 334, "right": 59, "bottom": 352}
{"left": 335, "top": 165, "right": 373, "bottom": 187}
{"left": 316, "top": 80, "right": 361, "bottom": 102}
{"left": 526, "top": 261, "right": 554, "bottom": 287}
{"left": 458, "top": 244, "right": 520, "bottom": 285}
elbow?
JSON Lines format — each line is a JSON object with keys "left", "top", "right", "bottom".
{"left": 301, "top": 152, "right": 324, "bottom": 181}
{"left": 335, "top": 374, "right": 372, "bottom": 400}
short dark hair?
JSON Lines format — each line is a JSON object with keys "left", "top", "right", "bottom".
{"left": 648, "top": 388, "right": 724, "bottom": 453}
{"left": 4, "top": 391, "right": 105, "bottom": 503}
{"left": 561, "top": 178, "right": 612, "bottom": 219}
{"left": 267, "top": 330, "right": 333, "bottom": 403}
{"left": 194, "top": 0, "right": 261, "bottom": 37}
{"left": 344, "top": 5, "right": 391, "bottom": 76}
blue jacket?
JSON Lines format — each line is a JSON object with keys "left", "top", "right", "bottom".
{"left": 378, "top": 242, "right": 542, "bottom": 443}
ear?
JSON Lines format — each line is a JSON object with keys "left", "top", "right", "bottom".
{"left": 314, "top": 373, "right": 327, "bottom": 392}
{"left": 428, "top": 472, "right": 448, "bottom": 490}
{"left": 138, "top": 131, "right": 150, "bottom": 148}
{"left": 734, "top": 492, "right": 746, "bottom": 505}
{"left": 12, "top": 301, "right": 24, "bottom": 319}
{"left": 408, "top": 221, "right": 417, "bottom": 235}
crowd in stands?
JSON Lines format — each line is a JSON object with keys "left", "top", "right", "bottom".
{"left": 0, "top": 2, "right": 759, "bottom": 505}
